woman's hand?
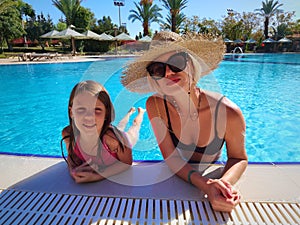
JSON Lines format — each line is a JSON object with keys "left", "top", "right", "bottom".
{"left": 70, "top": 161, "right": 103, "bottom": 183}
{"left": 205, "top": 179, "right": 240, "bottom": 212}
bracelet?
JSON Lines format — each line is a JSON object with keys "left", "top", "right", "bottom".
{"left": 187, "top": 169, "right": 197, "bottom": 185}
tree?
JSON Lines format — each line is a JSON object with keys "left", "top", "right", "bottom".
{"left": 25, "top": 13, "right": 55, "bottom": 45}
{"left": 290, "top": 19, "right": 300, "bottom": 35}
{"left": 92, "top": 16, "right": 116, "bottom": 35}
{"left": 52, "top": 0, "right": 83, "bottom": 55}
{"left": 73, "top": 6, "right": 95, "bottom": 31}
{"left": 181, "top": 16, "right": 220, "bottom": 35}
{"left": 52, "top": 0, "right": 82, "bottom": 26}
{"left": 163, "top": 12, "right": 185, "bottom": 33}
{"left": 255, "top": 0, "right": 283, "bottom": 39}
{"left": 0, "top": 0, "right": 15, "bottom": 14}
{"left": 0, "top": 2, "right": 23, "bottom": 50}
{"left": 0, "top": 0, "right": 35, "bottom": 50}
{"left": 128, "top": 1, "right": 162, "bottom": 36}
{"left": 159, "top": 0, "right": 188, "bottom": 32}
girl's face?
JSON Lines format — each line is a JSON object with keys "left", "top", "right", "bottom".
{"left": 70, "top": 92, "right": 106, "bottom": 137}
{"left": 149, "top": 51, "right": 191, "bottom": 95}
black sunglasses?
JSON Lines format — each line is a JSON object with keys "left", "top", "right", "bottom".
{"left": 146, "top": 52, "right": 188, "bottom": 80}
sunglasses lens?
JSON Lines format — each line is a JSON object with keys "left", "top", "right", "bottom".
{"left": 167, "top": 52, "right": 187, "bottom": 72}
{"left": 147, "top": 52, "right": 188, "bottom": 80}
{"left": 147, "top": 62, "right": 165, "bottom": 80}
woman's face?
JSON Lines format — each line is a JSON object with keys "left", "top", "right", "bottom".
{"left": 148, "top": 51, "right": 191, "bottom": 95}
{"left": 70, "top": 92, "right": 106, "bottom": 137}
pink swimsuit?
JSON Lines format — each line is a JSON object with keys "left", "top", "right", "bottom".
{"left": 73, "top": 137, "right": 118, "bottom": 167}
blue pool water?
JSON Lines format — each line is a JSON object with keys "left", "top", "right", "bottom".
{"left": 0, "top": 54, "right": 299, "bottom": 163}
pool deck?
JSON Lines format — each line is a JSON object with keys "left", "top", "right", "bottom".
{"left": 1, "top": 155, "right": 300, "bottom": 224}
{"left": 1, "top": 154, "right": 300, "bottom": 202}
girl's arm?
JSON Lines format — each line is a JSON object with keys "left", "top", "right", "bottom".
{"left": 72, "top": 130, "right": 132, "bottom": 183}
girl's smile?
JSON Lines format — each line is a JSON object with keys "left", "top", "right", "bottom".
{"left": 71, "top": 92, "right": 106, "bottom": 137}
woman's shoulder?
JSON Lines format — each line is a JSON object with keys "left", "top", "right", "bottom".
{"left": 146, "top": 94, "right": 166, "bottom": 117}
{"left": 203, "top": 90, "right": 240, "bottom": 110}
{"left": 146, "top": 94, "right": 164, "bottom": 105}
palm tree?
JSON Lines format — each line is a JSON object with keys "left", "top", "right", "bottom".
{"left": 128, "top": 1, "right": 163, "bottom": 36}
{"left": 160, "top": 0, "right": 188, "bottom": 32}
{"left": 52, "top": 0, "right": 82, "bottom": 26}
{"left": 52, "top": 0, "right": 82, "bottom": 55}
{"left": 0, "top": 0, "right": 15, "bottom": 14}
{"left": 255, "top": 0, "right": 283, "bottom": 39}
{"left": 163, "top": 12, "right": 186, "bottom": 33}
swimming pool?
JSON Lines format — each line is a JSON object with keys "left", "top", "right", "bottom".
{"left": 0, "top": 54, "right": 299, "bottom": 163}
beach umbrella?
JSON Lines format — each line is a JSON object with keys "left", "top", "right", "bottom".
{"left": 98, "top": 33, "right": 114, "bottom": 41}
{"left": 262, "top": 38, "right": 277, "bottom": 43}
{"left": 81, "top": 30, "right": 103, "bottom": 40}
{"left": 52, "top": 27, "right": 86, "bottom": 39}
{"left": 278, "top": 37, "right": 292, "bottom": 43}
{"left": 52, "top": 27, "right": 86, "bottom": 55}
{"left": 234, "top": 39, "right": 243, "bottom": 44}
{"left": 113, "top": 32, "right": 135, "bottom": 41}
{"left": 139, "top": 36, "right": 152, "bottom": 42}
{"left": 245, "top": 38, "right": 257, "bottom": 44}
{"left": 40, "top": 30, "right": 59, "bottom": 38}
{"left": 112, "top": 32, "right": 135, "bottom": 54}
{"left": 224, "top": 38, "right": 233, "bottom": 43}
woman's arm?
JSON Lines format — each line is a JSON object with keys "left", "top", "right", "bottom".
{"left": 221, "top": 99, "right": 248, "bottom": 185}
{"left": 146, "top": 96, "right": 241, "bottom": 212}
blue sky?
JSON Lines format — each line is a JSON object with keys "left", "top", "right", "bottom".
{"left": 24, "top": 0, "right": 299, "bottom": 37}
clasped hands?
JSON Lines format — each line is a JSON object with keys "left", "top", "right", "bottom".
{"left": 205, "top": 178, "right": 240, "bottom": 212}
{"left": 70, "top": 160, "right": 103, "bottom": 183}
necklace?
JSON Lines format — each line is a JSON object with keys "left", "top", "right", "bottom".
{"left": 190, "top": 87, "right": 202, "bottom": 120}
{"left": 171, "top": 87, "right": 202, "bottom": 120}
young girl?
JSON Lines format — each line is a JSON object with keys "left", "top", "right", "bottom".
{"left": 61, "top": 80, "right": 144, "bottom": 183}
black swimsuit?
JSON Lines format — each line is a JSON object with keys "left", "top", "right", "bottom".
{"left": 163, "top": 95, "right": 225, "bottom": 155}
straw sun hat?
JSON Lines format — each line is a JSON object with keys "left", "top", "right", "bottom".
{"left": 121, "top": 31, "right": 225, "bottom": 93}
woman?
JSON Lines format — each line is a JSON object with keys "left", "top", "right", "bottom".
{"left": 121, "top": 31, "right": 248, "bottom": 212}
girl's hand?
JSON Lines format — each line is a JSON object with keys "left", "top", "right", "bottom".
{"left": 70, "top": 161, "right": 102, "bottom": 183}
{"left": 205, "top": 179, "right": 240, "bottom": 212}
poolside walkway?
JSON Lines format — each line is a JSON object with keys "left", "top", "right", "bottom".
{"left": 1, "top": 155, "right": 300, "bottom": 224}
{"left": 0, "top": 54, "right": 136, "bottom": 65}
{"left": 1, "top": 155, "right": 300, "bottom": 202}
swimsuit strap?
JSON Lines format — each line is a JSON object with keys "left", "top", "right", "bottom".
{"left": 214, "top": 96, "right": 225, "bottom": 137}
{"left": 163, "top": 94, "right": 225, "bottom": 138}
{"left": 163, "top": 95, "right": 173, "bottom": 131}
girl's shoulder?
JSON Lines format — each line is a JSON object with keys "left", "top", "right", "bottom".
{"left": 104, "top": 126, "right": 131, "bottom": 152}
{"left": 62, "top": 125, "right": 71, "bottom": 138}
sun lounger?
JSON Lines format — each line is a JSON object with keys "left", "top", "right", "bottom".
{"left": 28, "top": 53, "right": 61, "bottom": 61}
{"left": 5, "top": 53, "right": 33, "bottom": 61}
{"left": 0, "top": 159, "right": 299, "bottom": 224}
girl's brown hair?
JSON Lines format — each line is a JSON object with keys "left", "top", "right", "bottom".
{"left": 61, "top": 80, "right": 126, "bottom": 167}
